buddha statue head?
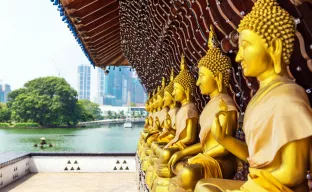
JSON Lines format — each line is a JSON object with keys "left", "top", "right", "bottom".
{"left": 197, "top": 25, "right": 232, "bottom": 96}
{"left": 235, "top": 0, "right": 295, "bottom": 80}
{"left": 173, "top": 54, "right": 196, "bottom": 104}
{"left": 152, "top": 89, "right": 159, "bottom": 111}
{"left": 157, "top": 77, "right": 166, "bottom": 110}
{"left": 145, "top": 93, "right": 151, "bottom": 112}
{"left": 164, "top": 68, "right": 176, "bottom": 107}
{"left": 150, "top": 90, "right": 156, "bottom": 112}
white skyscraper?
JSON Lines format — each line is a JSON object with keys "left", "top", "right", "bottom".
{"left": 78, "top": 65, "right": 91, "bottom": 100}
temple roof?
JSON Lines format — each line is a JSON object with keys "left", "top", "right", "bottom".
{"left": 52, "top": 0, "right": 128, "bottom": 68}
{"left": 51, "top": 0, "right": 312, "bottom": 111}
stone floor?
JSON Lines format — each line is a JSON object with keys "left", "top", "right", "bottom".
{"left": 0, "top": 173, "right": 138, "bottom": 192}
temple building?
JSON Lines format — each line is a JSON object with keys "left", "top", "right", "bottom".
{"left": 0, "top": 0, "right": 312, "bottom": 191}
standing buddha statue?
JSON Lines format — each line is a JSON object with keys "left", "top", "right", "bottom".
{"left": 153, "top": 54, "right": 199, "bottom": 191}
{"left": 168, "top": 25, "right": 238, "bottom": 192}
{"left": 194, "top": 0, "right": 312, "bottom": 191}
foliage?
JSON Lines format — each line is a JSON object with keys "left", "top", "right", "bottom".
{"left": 0, "top": 123, "right": 10, "bottom": 127}
{"left": 118, "top": 110, "right": 126, "bottom": 119}
{"left": 107, "top": 110, "right": 114, "bottom": 119}
{"left": 130, "top": 102, "right": 136, "bottom": 107}
{"left": 7, "top": 77, "right": 80, "bottom": 127}
{"left": 0, "top": 103, "right": 11, "bottom": 122}
{"left": 13, "top": 123, "right": 39, "bottom": 128}
{"left": 78, "top": 100, "right": 103, "bottom": 121}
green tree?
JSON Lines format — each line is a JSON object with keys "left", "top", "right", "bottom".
{"left": 78, "top": 100, "right": 103, "bottom": 121}
{"left": 0, "top": 103, "right": 11, "bottom": 122}
{"left": 119, "top": 110, "right": 125, "bottom": 119}
{"left": 7, "top": 77, "right": 80, "bottom": 127}
{"left": 107, "top": 110, "right": 113, "bottom": 119}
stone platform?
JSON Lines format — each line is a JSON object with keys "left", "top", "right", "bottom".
{"left": 0, "top": 173, "right": 137, "bottom": 192}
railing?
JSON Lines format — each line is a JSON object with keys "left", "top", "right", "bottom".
{"left": 78, "top": 118, "right": 145, "bottom": 126}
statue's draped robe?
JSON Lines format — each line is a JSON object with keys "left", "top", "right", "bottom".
{"left": 158, "top": 107, "right": 179, "bottom": 143}
{"left": 188, "top": 93, "right": 237, "bottom": 179}
{"left": 165, "top": 102, "right": 198, "bottom": 150}
{"left": 146, "top": 107, "right": 169, "bottom": 145}
{"left": 238, "top": 77, "right": 312, "bottom": 192}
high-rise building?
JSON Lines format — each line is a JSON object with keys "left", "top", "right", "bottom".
{"left": 78, "top": 65, "right": 91, "bottom": 100}
{"left": 97, "top": 68, "right": 106, "bottom": 105}
{"left": 0, "top": 84, "right": 11, "bottom": 103}
{"left": 97, "top": 67, "right": 146, "bottom": 106}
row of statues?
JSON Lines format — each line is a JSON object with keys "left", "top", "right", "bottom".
{"left": 138, "top": 0, "right": 312, "bottom": 191}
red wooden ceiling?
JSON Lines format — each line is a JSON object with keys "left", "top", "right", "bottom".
{"left": 60, "top": 0, "right": 128, "bottom": 67}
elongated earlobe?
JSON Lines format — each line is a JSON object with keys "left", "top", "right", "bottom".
{"left": 215, "top": 72, "right": 223, "bottom": 93}
{"left": 270, "top": 38, "right": 283, "bottom": 74}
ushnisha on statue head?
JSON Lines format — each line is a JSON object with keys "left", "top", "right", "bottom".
{"left": 163, "top": 68, "right": 176, "bottom": 108}
{"left": 197, "top": 25, "right": 232, "bottom": 95}
{"left": 173, "top": 54, "right": 197, "bottom": 103}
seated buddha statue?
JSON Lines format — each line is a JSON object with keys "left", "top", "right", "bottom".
{"left": 145, "top": 69, "right": 180, "bottom": 187}
{"left": 150, "top": 69, "right": 179, "bottom": 155}
{"left": 138, "top": 95, "right": 152, "bottom": 154}
{"left": 152, "top": 54, "right": 199, "bottom": 191}
{"left": 168, "top": 25, "right": 238, "bottom": 192}
{"left": 146, "top": 78, "right": 170, "bottom": 147}
{"left": 139, "top": 91, "right": 158, "bottom": 161}
{"left": 194, "top": 0, "right": 312, "bottom": 191}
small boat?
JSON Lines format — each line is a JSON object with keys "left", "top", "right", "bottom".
{"left": 124, "top": 117, "right": 132, "bottom": 128}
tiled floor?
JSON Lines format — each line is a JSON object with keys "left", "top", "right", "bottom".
{"left": 0, "top": 173, "right": 138, "bottom": 192}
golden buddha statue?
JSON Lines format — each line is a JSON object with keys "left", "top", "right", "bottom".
{"left": 194, "top": 0, "right": 312, "bottom": 191}
{"left": 138, "top": 91, "right": 157, "bottom": 161}
{"left": 139, "top": 94, "right": 152, "bottom": 153}
{"left": 167, "top": 25, "right": 239, "bottom": 192}
{"left": 145, "top": 69, "right": 180, "bottom": 188}
{"left": 153, "top": 54, "right": 199, "bottom": 191}
{"left": 156, "top": 69, "right": 179, "bottom": 144}
{"left": 146, "top": 78, "right": 170, "bottom": 146}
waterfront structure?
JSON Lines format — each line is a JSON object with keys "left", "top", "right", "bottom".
{"left": 0, "top": 84, "right": 11, "bottom": 103}
{"left": 78, "top": 65, "right": 91, "bottom": 100}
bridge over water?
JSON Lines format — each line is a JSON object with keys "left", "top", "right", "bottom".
{"left": 78, "top": 118, "right": 145, "bottom": 127}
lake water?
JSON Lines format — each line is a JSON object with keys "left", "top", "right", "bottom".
{"left": 0, "top": 123, "right": 143, "bottom": 153}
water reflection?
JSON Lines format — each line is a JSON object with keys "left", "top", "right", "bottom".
{"left": 0, "top": 123, "right": 143, "bottom": 153}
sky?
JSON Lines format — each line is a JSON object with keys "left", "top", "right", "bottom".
{"left": 0, "top": 0, "right": 97, "bottom": 98}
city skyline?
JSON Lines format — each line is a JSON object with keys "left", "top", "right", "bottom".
{"left": 96, "top": 67, "right": 147, "bottom": 106}
{"left": 0, "top": 84, "right": 12, "bottom": 103}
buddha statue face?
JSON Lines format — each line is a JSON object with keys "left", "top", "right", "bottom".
{"left": 153, "top": 97, "right": 158, "bottom": 110}
{"left": 235, "top": 0, "right": 295, "bottom": 79}
{"left": 196, "top": 66, "right": 218, "bottom": 95}
{"left": 163, "top": 91, "right": 174, "bottom": 107}
{"left": 157, "top": 95, "right": 164, "bottom": 109}
{"left": 149, "top": 100, "right": 153, "bottom": 111}
{"left": 173, "top": 83, "right": 187, "bottom": 103}
{"left": 145, "top": 103, "right": 150, "bottom": 112}
{"left": 236, "top": 30, "right": 276, "bottom": 77}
